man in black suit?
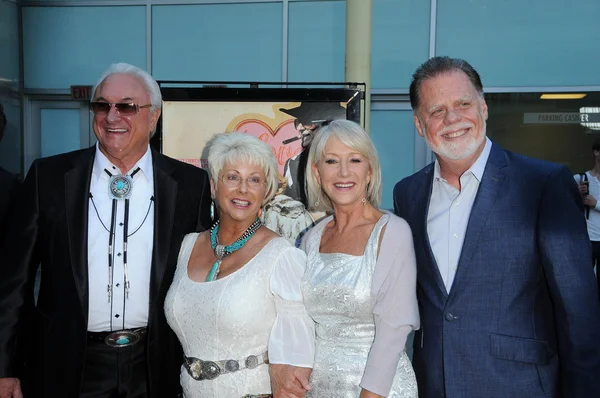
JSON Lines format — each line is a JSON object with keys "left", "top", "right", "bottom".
{"left": 0, "top": 103, "right": 21, "bottom": 244}
{"left": 0, "top": 63, "right": 211, "bottom": 398}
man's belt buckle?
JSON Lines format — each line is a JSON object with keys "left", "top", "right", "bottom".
{"left": 184, "top": 357, "right": 221, "bottom": 381}
{"left": 104, "top": 329, "right": 141, "bottom": 348}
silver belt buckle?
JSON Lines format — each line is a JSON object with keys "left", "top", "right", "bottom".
{"left": 184, "top": 357, "right": 221, "bottom": 381}
{"left": 104, "top": 330, "right": 141, "bottom": 347}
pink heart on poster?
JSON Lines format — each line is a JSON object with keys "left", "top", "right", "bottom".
{"left": 234, "top": 119, "right": 303, "bottom": 174}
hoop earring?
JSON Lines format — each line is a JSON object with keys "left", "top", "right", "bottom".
{"left": 314, "top": 199, "right": 320, "bottom": 207}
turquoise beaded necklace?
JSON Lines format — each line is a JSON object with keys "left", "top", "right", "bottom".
{"left": 206, "top": 217, "right": 262, "bottom": 282}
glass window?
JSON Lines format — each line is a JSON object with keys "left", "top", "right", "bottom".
{"left": 40, "top": 109, "right": 81, "bottom": 158}
{"left": 436, "top": 0, "right": 600, "bottom": 87}
{"left": 152, "top": 3, "right": 282, "bottom": 82}
{"left": 372, "top": 0, "right": 430, "bottom": 89}
{"left": 485, "top": 92, "right": 600, "bottom": 174}
{"left": 0, "top": 0, "right": 19, "bottom": 83}
{"left": 22, "top": 6, "right": 147, "bottom": 89}
{"left": 371, "top": 109, "right": 416, "bottom": 210}
{"left": 288, "top": 1, "right": 346, "bottom": 82}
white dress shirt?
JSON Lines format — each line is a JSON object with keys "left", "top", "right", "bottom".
{"left": 573, "top": 171, "right": 600, "bottom": 241}
{"left": 427, "top": 138, "right": 492, "bottom": 293}
{"left": 87, "top": 145, "right": 155, "bottom": 331}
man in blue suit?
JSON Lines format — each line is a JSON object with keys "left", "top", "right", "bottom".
{"left": 393, "top": 56, "right": 600, "bottom": 397}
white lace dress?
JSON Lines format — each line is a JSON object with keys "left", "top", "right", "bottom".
{"left": 302, "top": 214, "right": 418, "bottom": 398}
{"left": 165, "top": 234, "right": 315, "bottom": 398}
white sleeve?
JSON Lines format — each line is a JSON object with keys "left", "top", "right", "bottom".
{"left": 268, "top": 245, "right": 315, "bottom": 368}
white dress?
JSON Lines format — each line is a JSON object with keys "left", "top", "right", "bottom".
{"left": 165, "top": 234, "right": 315, "bottom": 398}
{"left": 302, "top": 214, "right": 418, "bottom": 397}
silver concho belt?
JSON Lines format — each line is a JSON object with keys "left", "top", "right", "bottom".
{"left": 183, "top": 352, "right": 269, "bottom": 381}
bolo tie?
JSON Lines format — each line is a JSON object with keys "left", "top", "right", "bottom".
{"left": 89, "top": 167, "right": 153, "bottom": 308}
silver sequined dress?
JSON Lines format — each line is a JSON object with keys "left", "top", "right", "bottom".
{"left": 302, "top": 214, "right": 418, "bottom": 397}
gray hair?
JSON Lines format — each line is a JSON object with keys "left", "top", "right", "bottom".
{"left": 206, "top": 132, "right": 279, "bottom": 206}
{"left": 305, "top": 119, "right": 382, "bottom": 212}
{"left": 92, "top": 63, "right": 162, "bottom": 113}
{"left": 409, "top": 56, "right": 484, "bottom": 111}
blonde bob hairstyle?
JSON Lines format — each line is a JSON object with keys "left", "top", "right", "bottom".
{"left": 206, "top": 132, "right": 279, "bottom": 206}
{"left": 305, "top": 119, "right": 382, "bottom": 212}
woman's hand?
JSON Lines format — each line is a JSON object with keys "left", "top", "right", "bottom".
{"left": 270, "top": 364, "right": 312, "bottom": 398}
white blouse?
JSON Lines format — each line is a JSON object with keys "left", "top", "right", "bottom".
{"left": 165, "top": 234, "right": 315, "bottom": 397}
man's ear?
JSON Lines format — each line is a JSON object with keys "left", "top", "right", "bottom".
{"left": 150, "top": 108, "right": 161, "bottom": 133}
{"left": 414, "top": 113, "right": 425, "bottom": 138}
{"left": 480, "top": 97, "right": 489, "bottom": 121}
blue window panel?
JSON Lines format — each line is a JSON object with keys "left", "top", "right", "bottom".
{"left": 372, "top": 0, "right": 430, "bottom": 89}
{"left": 23, "top": 6, "right": 146, "bottom": 89}
{"left": 436, "top": 0, "right": 600, "bottom": 87}
{"left": 41, "top": 109, "right": 80, "bottom": 157}
{"left": 288, "top": 1, "right": 346, "bottom": 82}
{"left": 0, "top": 1, "right": 19, "bottom": 84}
{"left": 152, "top": 3, "right": 282, "bottom": 82}
{"left": 371, "top": 109, "right": 415, "bottom": 210}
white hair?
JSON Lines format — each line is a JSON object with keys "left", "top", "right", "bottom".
{"left": 206, "top": 132, "right": 279, "bottom": 206}
{"left": 91, "top": 63, "right": 162, "bottom": 113}
{"left": 305, "top": 119, "right": 382, "bottom": 212}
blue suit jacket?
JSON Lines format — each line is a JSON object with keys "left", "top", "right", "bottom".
{"left": 393, "top": 141, "right": 600, "bottom": 398}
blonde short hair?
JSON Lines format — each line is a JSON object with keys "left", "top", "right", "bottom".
{"left": 305, "top": 120, "right": 382, "bottom": 212}
{"left": 206, "top": 132, "right": 279, "bottom": 206}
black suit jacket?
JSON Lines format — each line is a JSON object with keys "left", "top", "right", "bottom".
{"left": 0, "top": 166, "right": 21, "bottom": 244}
{"left": 283, "top": 150, "right": 308, "bottom": 205}
{"left": 0, "top": 146, "right": 212, "bottom": 397}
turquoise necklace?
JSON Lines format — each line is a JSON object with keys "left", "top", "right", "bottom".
{"left": 206, "top": 217, "right": 262, "bottom": 282}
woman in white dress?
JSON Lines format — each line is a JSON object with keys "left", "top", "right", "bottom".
{"left": 300, "top": 120, "right": 419, "bottom": 398}
{"left": 165, "top": 132, "right": 314, "bottom": 398}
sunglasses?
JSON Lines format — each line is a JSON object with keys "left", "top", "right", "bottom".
{"left": 89, "top": 101, "right": 152, "bottom": 116}
{"left": 293, "top": 119, "right": 331, "bottom": 131}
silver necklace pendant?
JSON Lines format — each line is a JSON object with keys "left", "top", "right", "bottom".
{"left": 109, "top": 174, "right": 133, "bottom": 200}
{"left": 214, "top": 244, "right": 226, "bottom": 260}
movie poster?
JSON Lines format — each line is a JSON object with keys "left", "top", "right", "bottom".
{"left": 161, "top": 99, "right": 348, "bottom": 203}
